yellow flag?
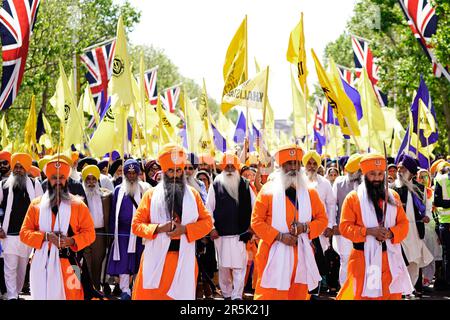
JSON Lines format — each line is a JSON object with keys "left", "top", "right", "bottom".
{"left": 418, "top": 98, "right": 436, "bottom": 138}
{"left": 311, "top": 49, "right": 360, "bottom": 136}
{"left": 216, "top": 111, "right": 235, "bottom": 150}
{"left": 157, "top": 95, "right": 175, "bottom": 145}
{"left": 291, "top": 67, "right": 313, "bottom": 138}
{"left": 180, "top": 87, "right": 202, "bottom": 154}
{"left": 110, "top": 15, "right": 133, "bottom": 111}
{"left": 287, "top": 12, "right": 308, "bottom": 96}
{"left": 221, "top": 16, "right": 247, "bottom": 114}
{"left": 357, "top": 68, "right": 385, "bottom": 131}
{"left": 49, "top": 68, "right": 68, "bottom": 123}
{"left": 58, "top": 61, "right": 83, "bottom": 151}
{"left": 222, "top": 66, "right": 268, "bottom": 110}
{"left": 82, "top": 85, "right": 100, "bottom": 126}
{"left": 24, "top": 95, "right": 38, "bottom": 154}
{"left": 198, "top": 80, "right": 215, "bottom": 155}
{"left": 0, "top": 113, "right": 9, "bottom": 148}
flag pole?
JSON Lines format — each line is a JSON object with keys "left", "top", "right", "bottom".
{"left": 261, "top": 66, "right": 269, "bottom": 165}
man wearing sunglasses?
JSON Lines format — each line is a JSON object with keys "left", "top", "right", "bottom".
{"left": 0, "top": 151, "right": 11, "bottom": 181}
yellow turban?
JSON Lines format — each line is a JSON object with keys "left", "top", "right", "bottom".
{"left": 38, "top": 156, "right": 52, "bottom": 171}
{"left": 345, "top": 153, "right": 363, "bottom": 173}
{"left": 302, "top": 150, "right": 321, "bottom": 166}
{"left": 437, "top": 161, "right": 450, "bottom": 173}
{"left": 11, "top": 153, "right": 32, "bottom": 172}
{"left": 82, "top": 165, "right": 100, "bottom": 181}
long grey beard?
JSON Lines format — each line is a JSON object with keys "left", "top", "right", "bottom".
{"left": 163, "top": 173, "right": 186, "bottom": 219}
{"left": 124, "top": 179, "right": 139, "bottom": 197}
{"left": 348, "top": 171, "right": 362, "bottom": 184}
{"left": 396, "top": 172, "right": 421, "bottom": 197}
{"left": 83, "top": 181, "right": 102, "bottom": 198}
{"left": 187, "top": 173, "right": 202, "bottom": 194}
{"left": 277, "top": 169, "right": 308, "bottom": 191}
{"left": 48, "top": 183, "right": 71, "bottom": 204}
{"left": 9, "top": 173, "right": 27, "bottom": 190}
{"left": 216, "top": 171, "right": 240, "bottom": 204}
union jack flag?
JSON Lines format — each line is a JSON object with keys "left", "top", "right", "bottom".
{"left": 337, "top": 64, "right": 355, "bottom": 86}
{"left": 161, "top": 84, "right": 181, "bottom": 113}
{"left": 143, "top": 66, "right": 158, "bottom": 105}
{"left": 351, "top": 35, "right": 388, "bottom": 107}
{"left": 0, "top": 0, "right": 40, "bottom": 111}
{"left": 80, "top": 39, "right": 116, "bottom": 120}
{"left": 398, "top": 0, "right": 449, "bottom": 80}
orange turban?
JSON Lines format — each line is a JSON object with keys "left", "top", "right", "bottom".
{"left": 158, "top": 143, "right": 187, "bottom": 172}
{"left": 45, "top": 159, "right": 71, "bottom": 178}
{"left": 221, "top": 152, "right": 240, "bottom": 170}
{"left": 51, "top": 154, "right": 73, "bottom": 167}
{"left": 430, "top": 159, "right": 445, "bottom": 175}
{"left": 359, "top": 154, "right": 386, "bottom": 175}
{"left": 0, "top": 150, "right": 11, "bottom": 163}
{"left": 28, "top": 166, "right": 41, "bottom": 178}
{"left": 71, "top": 151, "right": 79, "bottom": 163}
{"left": 11, "top": 153, "right": 32, "bottom": 172}
{"left": 274, "top": 144, "right": 304, "bottom": 166}
{"left": 198, "top": 153, "right": 215, "bottom": 166}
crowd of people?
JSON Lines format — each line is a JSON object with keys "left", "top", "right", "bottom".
{"left": 0, "top": 143, "right": 449, "bottom": 300}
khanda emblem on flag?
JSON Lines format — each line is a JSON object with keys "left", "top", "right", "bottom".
{"left": 112, "top": 56, "right": 124, "bottom": 77}
{"left": 104, "top": 107, "right": 115, "bottom": 123}
{"left": 64, "top": 104, "right": 70, "bottom": 122}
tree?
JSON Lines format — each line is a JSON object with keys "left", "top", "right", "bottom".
{"left": 323, "top": 0, "right": 450, "bottom": 154}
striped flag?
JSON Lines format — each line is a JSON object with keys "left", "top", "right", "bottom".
{"left": 161, "top": 85, "right": 181, "bottom": 113}
{"left": 143, "top": 66, "right": 158, "bottom": 105}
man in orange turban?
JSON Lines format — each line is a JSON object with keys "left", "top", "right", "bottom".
{"left": 20, "top": 158, "right": 96, "bottom": 300}
{"left": 0, "top": 153, "right": 43, "bottom": 300}
{"left": 0, "top": 150, "right": 11, "bottom": 180}
{"left": 131, "top": 144, "right": 213, "bottom": 299}
{"left": 205, "top": 151, "right": 256, "bottom": 300}
{"left": 336, "top": 154, "right": 413, "bottom": 300}
{"left": 251, "top": 144, "right": 328, "bottom": 300}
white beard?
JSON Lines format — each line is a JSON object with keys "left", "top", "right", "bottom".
{"left": 274, "top": 169, "right": 308, "bottom": 191}
{"left": 8, "top": 173, "right": 27, "bottom": 190}
{"left": 395, "top": 171, "right": 420, "bottom": 196}
{"left": 216, "top": 171, "right": 240, "bottom": 203}
{"left": 83, "top": 181, "right": 102, "bottom": 198}
{"left": 124, "top": 179, "right": 139, "bottom": 197}
{"left": 306, "top": 170, "right": 318, "bottom": 182}
{"left": 186, "top": 172, "right": 202, "bottom": 193}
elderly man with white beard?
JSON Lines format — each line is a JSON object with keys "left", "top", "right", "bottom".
{"left": 206, "top": 152, "right": 256, "bottom": 300}
{"left": 0, "top": 153, "right": 43, "bottom": 300}
{"left": 185, "top": 153, "right": 208, "bottom": 204}
{"left": 331, "top": 153, "right": 363, "bottom": 288}
{"left": 251, "top": 145, "right": 328, "bottom": 300}
{"left": 81, "top": 165, "right": 113, "bottom": 292}
{"left": 302, "top": 151, "right": 336, "bottom": 289}
{"left": 106, "top": 159, "right": 150, "bottom": 300}
{"left": 393, "top": 154, "right": 433, "bottom": 297}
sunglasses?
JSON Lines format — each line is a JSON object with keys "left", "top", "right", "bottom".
{"left": 0, "top": 160, "right": 8, "bottom": 166}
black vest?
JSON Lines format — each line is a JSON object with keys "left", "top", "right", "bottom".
{"left": 393, "top": 185, "right": 425, "bottom": 239}
{"left": 213, "top": 177, "right": 252, "bottom": 237}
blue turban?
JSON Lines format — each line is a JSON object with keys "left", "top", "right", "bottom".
{"left": 399, "top": 154, "right": 419, "bottom": 175}
{"left": 124, "top": 159, "right": 141, "bottom": 174}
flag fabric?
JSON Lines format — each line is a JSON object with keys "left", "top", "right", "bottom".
{"left": 82, "top": 84, "right": 100, "bottom": 127}
{"left": 197, "top": 80, "right": 214, "bottom": 155}
{"left": 109, "top": 16, "right": 133, "bottom": 111}
{"left": 233, "top": 111, "right": 247, "bottom": 144}
{"left": 222, "top": 66, "right": 268, "bottom": 110}
{"left": 0, "top": 113, "right": 9, "bottom": 148}
{"left": 180, "top": 87, "right": 202, "bottom": 154}
{"left": 337, "top": 65, "right": 356, "bottom": 86}
{"left": 161, "top": 84, "right": 181, "bottom": 114}
{"left": 249, "top": 122, "right": 261, "bottom": 153}
{"left": 156, "top": 94, "right": 176, "bottom": 145}
{"left": 312, "top": 50, "right": 360, "bottom": 137}
{"left": 357, "top": 68, "right": 386, "bottom": 131}
{"left": 287, "top": 12, "right": 308, "bottom": 96}
{"left": 23, "top": 95, "right": 37, "bottom": 153}
{"left": 291, "top": 66, "right": 313, "bottom": 138}
{"left": 398, "top": 0, "right": 449, "bottom": 79}
{"left": 313, "top": 99, "right": 327, "bottom": 154}
{"left": 144, "top": 66, "right": 158, "bottom": 105}
{"left": 221, "top": 16, "right": 247, "bottom": 114}
{"left": 410, "top": 75, "right": 438, "bottom": 146}
{"left": 395, "top": 126, "right": 433, "bottom": 169}
{"left": 351, "top": 35, "right": 388, "bottom": 107}
{"left": 80, "top": 39, "right": 116, "bottom": 117}
{"left": 36, "top": 108, "right": 52, "bottom": 149}
{"left": 0, "top": 0, "right": 41, "bottom": 111}
{"left": 211, "top": 122, "right": 227, "bottom": 153}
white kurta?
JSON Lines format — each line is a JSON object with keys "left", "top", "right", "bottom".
{"left": 401, "top": 191, "right": 434, "bottom": 268}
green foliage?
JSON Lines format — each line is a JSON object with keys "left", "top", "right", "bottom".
{"left": 324, "top": 0, "right": 450, "bottom": 154}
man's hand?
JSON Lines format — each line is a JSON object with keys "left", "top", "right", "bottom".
{"left": 422, "top": 216, "right": 430, "bottom": 224}
{"left": 0, "top": 227, "right": 6, "bottom": 239}
{"left": 279, "top": 233, "right": 297, "bottom": 246}
{"left": 367, "top": 226, "right": 390, "bottom": 241}
{"left": 167, "top": 221, "right": 187, "bottom": 238}
{"left": 59, "top": 235, "right": 75, "bottom": 248}
{"left": 323, "top": 227, "right": 333, "bottom": 238}
{"left": 156, "top": 221, "right": 173, "bottom": 234}
{"left": 289, "top": 222, "right": 305, "bottom": 236}
{"left": 332, "top": 225, "right": 340, "bottom": 235}
{"left": 47, "top": 232, "right": 63, "bottom": 249}
{"left": 209, "top": 229, "right": 219, "bottom": 240}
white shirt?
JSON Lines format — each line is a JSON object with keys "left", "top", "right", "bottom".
{"left": 206, "top": 181, "right": 256, "bottom": 214}
{"left": 307, "top": 174, "right": 336, "bottom": 228}
{"left": 85, "top": 191, "right": 104, "bottom": 229}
